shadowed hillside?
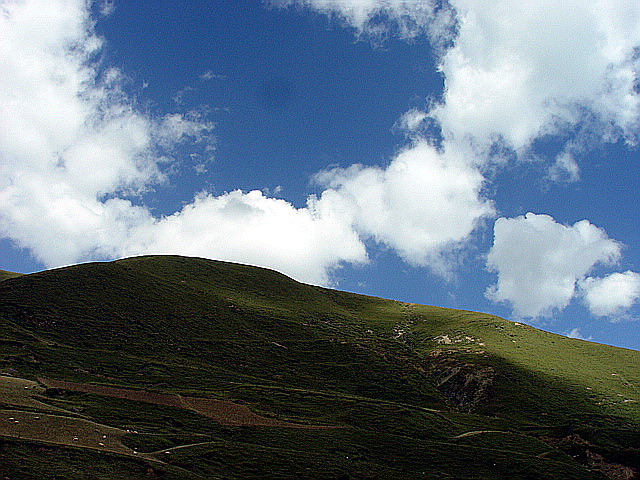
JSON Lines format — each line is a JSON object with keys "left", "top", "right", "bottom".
{"left": 0, "top": 256, "right": 638, "bottom": 479}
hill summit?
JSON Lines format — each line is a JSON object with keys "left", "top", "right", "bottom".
{"left": 0, "top": 255, "right": 638, "bottom": 479}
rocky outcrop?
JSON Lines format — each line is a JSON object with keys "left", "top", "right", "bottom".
{"left": 428, "top": 354, "right": 494, "bottom": 412}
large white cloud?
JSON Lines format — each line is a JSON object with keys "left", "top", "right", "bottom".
{"left": 433, "top": 0, "right": 640, "bottom": 153}
{"left": 289, "top": 0, "right": 640, "bottom": 157}
{"left": 0, "top": 0, "right": 499, "bottom": 284}
{"left": 579, "top": 271, "right": 640, "bottom": 318}
{"left": 0, "top": 0, "right": 161, "bottom": 264}
{"left": 125, "top": 190, "right": 367, "bottom": 286}
{"left": 316, "top": 141, "right": 494, "bottom": 273}
{"left": 486, "top": 213, "right": 621, "bottom": 318}
{"left": 288, "top": 0, "right": 640, "bottom": 313}
{"left": 0, "top": 0, "right": 369, "bottom": 285}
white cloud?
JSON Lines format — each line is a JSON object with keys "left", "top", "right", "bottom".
{"left": 125, "top": 190, "right": 367, "bottom": 286}
{"left": 486, "top": 213, "right": 621, "bottom": 318}
{"left": 579, "top": 271, "right": 640, "bottom": 318}
{"left": 98, "top": 0, "right": 115, "bottom": 16}
{"left": 290, "top": 0, "right": 640, "bottom": 159}
{"left": 155, "top": 113, "right": 214, "bottom": 150}
{"left": 396, "top": 109, "right": 429, "bottom": 135}
{"left": 4, "top": 0, "right": 640, "bottom": 292}
{"left": 272, "top": 0, "right": 455, "bottom": 46}
{"left": 199, "top": 70, "right": 225, "bottom": 81}
{"left": 432, "top": 0, "right": 640, "bottom": 154}
{"left": 316, "top": 141, "right": 495, "bottom": 274}
{"left": 0, "top": 0, "right": 161, "bottom": 263}
{"left": 0, "top": 0, "right": 367, "bottom": 285}
{"left": 565, "top": 328, "right": 593, "bottom": 341}
{"left": 548, "top": 152, "right": 580, "bottom": 183}
{"left": 281, "top": 0, "right": 640, "bottom": 291}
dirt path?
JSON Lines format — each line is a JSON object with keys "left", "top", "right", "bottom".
{"left": 150, "top": 440, "right": 220, "bottom": 455}
{"left": 39, "top": 377, "right": 334, "bottom": 429}
{"left": 451, "top": 430, "right": 508, "bottom": 439}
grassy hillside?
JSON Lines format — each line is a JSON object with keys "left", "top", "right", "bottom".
{"left": 0, "top": 256, "right": 638, "bottom": 479}
{"left": 0, "top": 269, "right": 23, "bottom": 282}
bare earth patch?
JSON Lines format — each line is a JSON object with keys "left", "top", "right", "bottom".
{"left": 39, "top": 377, "right": 332, "bottom": 429}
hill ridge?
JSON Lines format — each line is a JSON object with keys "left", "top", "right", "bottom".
{"left": 0, "top": 255, "right": 637, "bottom": 479}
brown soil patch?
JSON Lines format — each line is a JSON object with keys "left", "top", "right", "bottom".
{"left": 39, "top": 378, "right": 331, "bottom": 429}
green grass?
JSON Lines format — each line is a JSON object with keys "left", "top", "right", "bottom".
{"left": 0, "top": 255, "right": 638, "bottom": 479}
{"left": 0, "top": 269, "right": 23, "bottom": 282}
{"left": 0, "top": 438, "right": 200, "bottom": 479}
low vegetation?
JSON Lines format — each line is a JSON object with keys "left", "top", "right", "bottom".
{"left": 0, "top": 255, "right": 638, "bottom": 479}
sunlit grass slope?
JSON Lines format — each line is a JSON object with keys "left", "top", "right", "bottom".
{"left": 0, "top": 269, "right": 23, "bottom": 282}
{"left": 0, "top": 255, "right": 638, "bottom": 479}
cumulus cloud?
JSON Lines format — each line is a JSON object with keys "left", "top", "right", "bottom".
{"left": 486, "top": 213, "right": 621, "bottom": 318}
{"left": 280, "top": 0, "right": 640, "bottom": 291}
{"left": 4, "top": 0, "right": 640, "bottom": 291}
{"left": 579, "top": 271, "right": 640, "bottom": 318}
{"left": 0, "top": 0, "right": 161, "bottom": 263}
{"left": 0, "top": 0, "right": 368, "bottom": 285}
{"left": 290, "top": 0, "right": 640, "bottom": 159}
{"left": 0, "top": 0, "right": 499, "bottom": 284}
{"left": 432, "top": 0, "right": 640, "bottom": 154}
{"left": 316, "top": 141, "right": 494, "bottom": 273}
{"left": 124, "top": 190, "right": 367, "bottom": 285}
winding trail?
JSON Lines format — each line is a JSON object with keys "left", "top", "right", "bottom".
{"left": 451, "top": 430, "right": 508, "bottom": 439}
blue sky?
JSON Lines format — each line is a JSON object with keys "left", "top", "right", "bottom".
{"left": 1, "top": 0, "right": 639, "bottom": 350}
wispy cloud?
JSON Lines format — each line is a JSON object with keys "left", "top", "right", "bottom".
{"left": 199, "top": 70, "right": 226, "bottom": 81}
{"left": 566, "top": 328, "right": 593, "bottom": 341}
{"left": 272, "top": 0, "right": 456, "bottom": 48}
{"left": 98, "top": 0, "right": 115, "bottom": 17}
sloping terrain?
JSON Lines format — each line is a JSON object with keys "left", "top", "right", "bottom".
{"left": 0, "top": 255, "right": 638, "bottom": 479}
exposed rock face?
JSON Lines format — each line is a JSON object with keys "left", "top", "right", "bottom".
{"left": 429, "top": 357, "right": 494, "bottom": 412}
{"left": 428, "top": 333, "right": 494, "bottom": 412}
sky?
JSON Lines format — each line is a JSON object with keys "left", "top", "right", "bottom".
{"left": 1, "top": 0, "right": 639, "bottom": 350}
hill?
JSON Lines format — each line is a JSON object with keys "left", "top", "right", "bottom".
{"left": 0, "top": 255, "right": 638, "bottom": 479}
{"left": 0, "top": 270, "right": 23, "bottom": 282}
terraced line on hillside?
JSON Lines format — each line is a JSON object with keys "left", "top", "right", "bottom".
{"left": 451, "top": 430, "right": 508, "bottom": 438}
{"left": 24, "top": 337, "right": 455, "bottom": 419}
{"left": 0, "top": 375, "right": 72, "bottom": 414}
{"left": 0, "top": 432, "right": 207, "bottom": 480}
{"left": 39, "top": 377, "right": 338, "bottom": 429}
{"left": 144, "top": 426, "right": 589, "bottom": 476}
